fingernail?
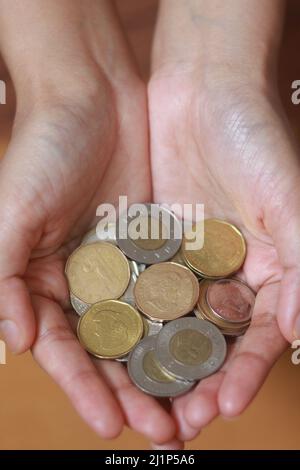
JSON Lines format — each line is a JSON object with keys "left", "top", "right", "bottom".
{"left": 0, "top": 320, "right": 20, "bottom": 353}
{"left": 293, "top": 315, "right": 300, "bottom": 340}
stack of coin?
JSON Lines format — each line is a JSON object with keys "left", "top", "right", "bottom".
{"left": 128, "top": 317, "right": 227, "bottom": 397}
{"left": 65, "top": 205, "right": 255, "bottom": 398}
{"left": 195, "top": 278, "right": 255, "bottom": 336}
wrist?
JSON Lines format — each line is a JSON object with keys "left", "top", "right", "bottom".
{"left": 0, "top": 0, "right": 140, "bottom": 108}
{"left": 152, "top": 0, "right": 285, "bottom": 88}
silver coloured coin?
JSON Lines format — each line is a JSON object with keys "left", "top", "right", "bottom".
{"left": 127, "top": 335, "right": 194, "bottom": 397}
{"left": 116, "top": 204, "right": 182, "bottom": 264}
{"left": 156, "top": 317, "right": 227, "bottom": 381}
{"left": 70, "top": 293, "right": 90, "bottom": 316}
{"left": 136, "top": 262, "right": 146, "bottom": 273}
{"left": 116, "top": 354, "right": 129, "bottom": 363}
{"left": 144, "top": 317, "right": 164, "bottom": 336}
{"left": 120, "top": 261, "right": 146, "bottom": 306}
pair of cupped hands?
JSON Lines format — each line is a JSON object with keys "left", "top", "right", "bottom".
{"left": 0, "top": 1, "right": 300, "bottom": 450}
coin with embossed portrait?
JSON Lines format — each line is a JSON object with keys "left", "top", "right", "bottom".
{"left": 127, "top": 335, "right": 194, "bottom": 397}
{"left": 116, "top": 316, "right": 150, "bottom": 363}
{"left": 134, "top": 262, "right": 199, "bottom": 322}
{"left": 65, "top": 242, "right": 130, "bottom": 304}
{"left": 77, "top": 300, "right": 143, "bottom": 359}
{"left": 195, "top": 279, "right": 251, "bottom": 336}
{"left": 206, "top": 278, "right": 255, "bottom": 323}
{"left": 142, "top": 316, "right": 164, "bottom": 337}
{"left": 182, "top": 219, "right": 246, "bottom": 278}
{"left": 156, "top": 317, "right": 227, "bottom": 381}
{"left": 81, "top": 224, "right": 146, "bottom": 306}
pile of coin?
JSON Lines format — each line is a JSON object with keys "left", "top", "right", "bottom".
{"left": 195, "top": 279, "right": 255, "bottom": 336}
{"left": 128, "top": 317, "right": 226, "bottom": 397}
{"left": 65, "top": 204, "right": 255, "bottom": 398}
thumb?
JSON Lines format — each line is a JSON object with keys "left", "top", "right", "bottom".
{"left": 0, "top": 157, "right": 39, "bottom": 352}
{"left": 267, "top": 184, "right": 300, "bottom": 343}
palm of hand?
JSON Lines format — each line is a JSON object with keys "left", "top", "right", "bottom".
{"left": 148, "top": 71, "right": 290, "bottom": 437}
{"left": 5, "top": 67, "right": 297, "bottom": 447}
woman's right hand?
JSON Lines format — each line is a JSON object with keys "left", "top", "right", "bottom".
{"left": 0, "top": 0, "right": 179, "bottom": 448}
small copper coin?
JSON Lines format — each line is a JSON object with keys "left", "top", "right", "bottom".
{"left": 206, "top": 279, "right": 255, "bottom": 323}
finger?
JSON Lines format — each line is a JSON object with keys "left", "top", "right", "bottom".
{"left": 25, "top": 255, "right": 70, "bottom": 310}
{"left": 218, "top": 282, "right": 287, "bottom": 417}
{"left": 66, "top": 311, "right": 176, "bottom": 444}
{"left": 150, "top": 439, "right": 185, "bottom": 450}
{"left": 171, "top": 392, "right": 203, "bottom": 441}
{"left": 0, "top": 150, "right": 44, "bottom": 352}
{"left": 179, "top": 342, "right": 237, "bottom": 434}
{"left": 183, "top": 371, "right": 224, "bottom": 432}
{"left": 277, "top": 266, "right": 300, "bottom": 343}
{"left": 94, "top": 360, "right": 176, "bottom": 445}
{"left": 32, "top": 296, "right": 124, "bottom": 439}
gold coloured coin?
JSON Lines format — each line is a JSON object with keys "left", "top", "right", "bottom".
{"left": 142, "top": 316, "right": 150, "bottom": 337}
{"left": 77, "top": 300, "right": 143, "bottom": 359}
{"left": 169, "top": 329, "right": 213, "bottom": 366}
{"left": 130, "top": 216, "right": 169, "bottom": 250}
{"left": 182, "top": 219, "right": 246, "bottom": 278}
{"left": 65, "top": 242, "right": 130, "bottom": 304}
{"left": 143, "top": 350, "right": 174, "bottom": 383}
{"left": 134, "top": 262, "right": 199, "bottom": 321}
{"left": 170, "top": 248, "right": 188, "bottom": 267}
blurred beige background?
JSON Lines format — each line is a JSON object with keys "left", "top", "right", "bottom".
{"left": 0, "top": 0, "right": 300, "bottom": 450}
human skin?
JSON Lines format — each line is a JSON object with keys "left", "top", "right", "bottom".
{"left": 0, "top": 0, "right": 299, "bottom": 451}
{"left": 149, "top": 0, "right": 300, "bottom": 447}
{"left": 0, "top": 0, "right": 181, "bottom": 447}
